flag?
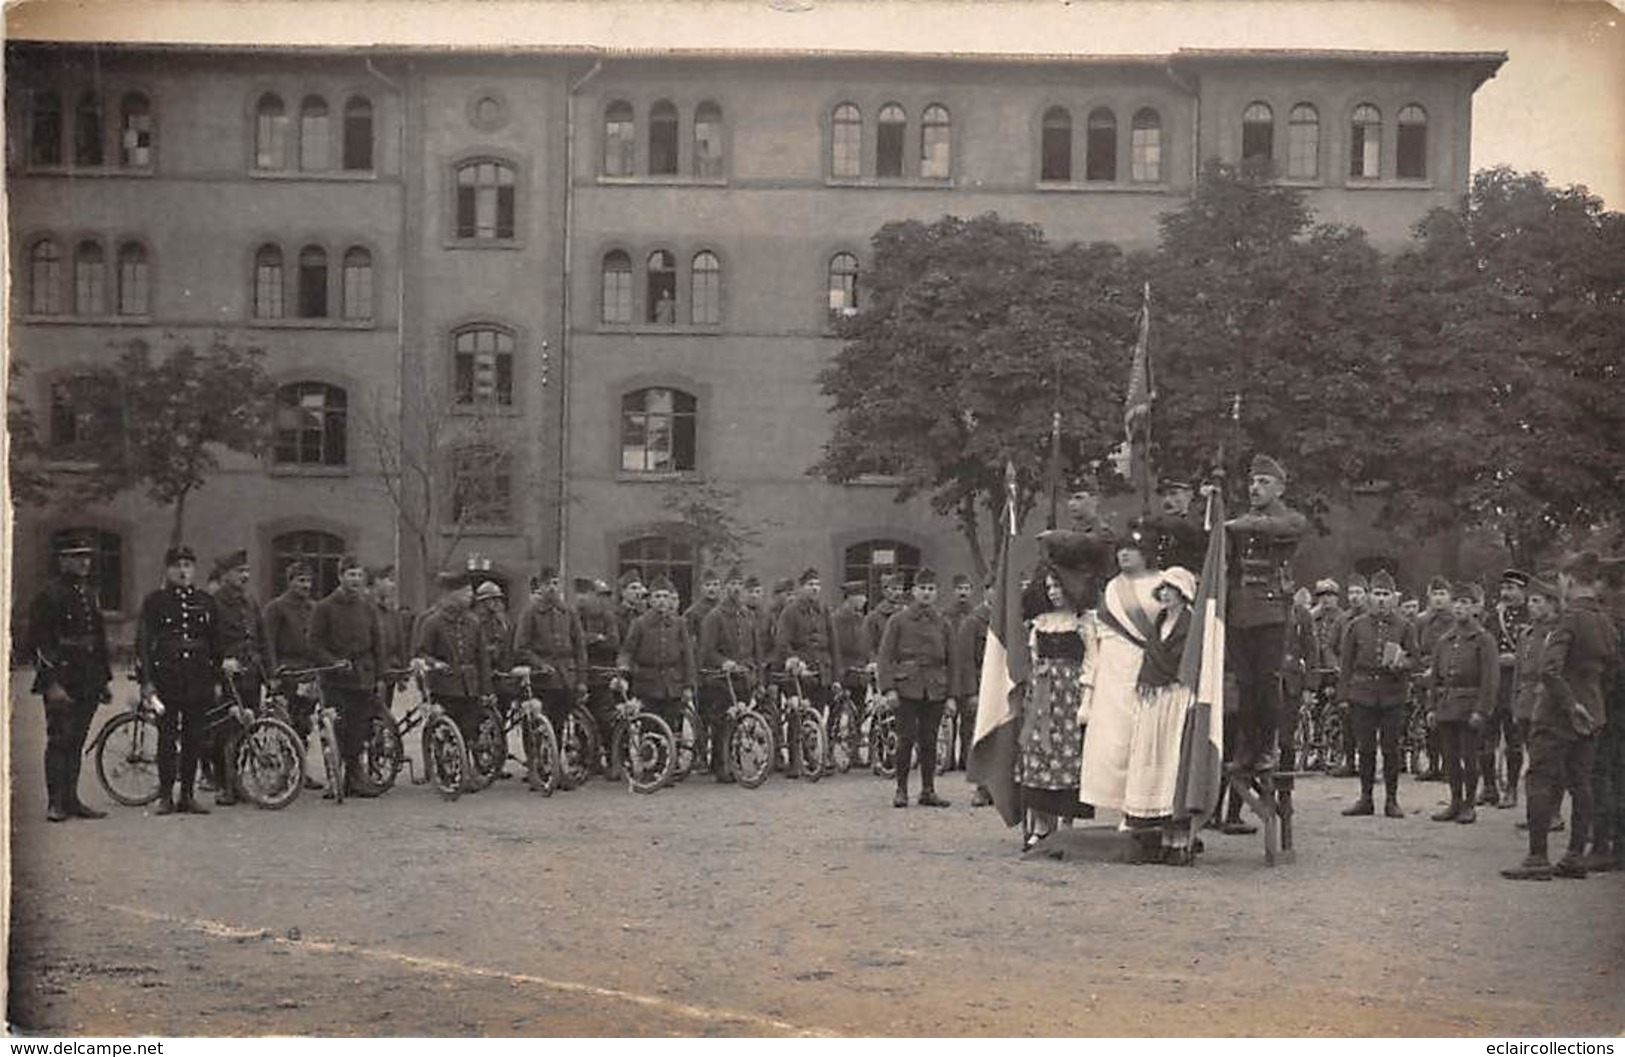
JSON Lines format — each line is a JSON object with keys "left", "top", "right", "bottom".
{"left": 1171, "top": 487, "right": 1227, "bottom": 820}
{"left": 1124, "top": 282, "right": 1154, "bottom": 513}
{"left": 968, "top": 462, "right": 1029, "bottom": 827}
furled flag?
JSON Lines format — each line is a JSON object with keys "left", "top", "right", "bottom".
{"left": 968, "top": 461, "right": 1028, "bottom": 827}
{"left": 1171, "top": 487, "right": 1228, "bottom": 821}
{"left": 1124, "top": 282, "right": 1155, "bottom": 514}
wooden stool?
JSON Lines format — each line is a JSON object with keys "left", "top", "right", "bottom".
{"left": 1225, "top": 765, "right": 1307, "bottom": 866}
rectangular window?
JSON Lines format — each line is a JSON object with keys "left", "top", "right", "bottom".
{"left": 692, "top": 271, "right": 720, "bottom": 326}
{"left": 31, "top": 256, "right": 62, "bottom": 315}
{"left": 256, "top": 264, "right": 284, "bottom": 320}
{"left": 876, "top": 123, "right": 904, "bottom": 178}
{"left": 605, "top": 122, "right": 635, "bottom": 177}
{"left": 1041, "top": 127, "right": 1071, "bottom": 182}
{"left": 603, "top": 268, "right": 632, "bottom": 325}
{"left": 832, "top": 122, "right": 861, "bottom": 178}
{"left": 342, "top": 260, "right": 372, "bottom": 320}
{"left": 75, "top": 257, "right": 107, "bottom": 316}
{"left": 300, "top": 112, "right": 330, "bottom": 171}
{"left": 1287, "top": 124, "right": 1318, "bottom": 179}
{"left": 694, "top": 122, "right": 723, "bottom": 178}
{"left": 118, "top": 256, "right": 149, "bottom": 316}
{"left": 1130, "top": 128, "right": 1161, "bottom": 183}
{"left": 1397, "top": 126, "right": 1426, "bottom": 179}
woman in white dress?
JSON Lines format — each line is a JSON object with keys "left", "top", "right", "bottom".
{"left": 1124, "top": 567, "right": 1197, "bottom": 862}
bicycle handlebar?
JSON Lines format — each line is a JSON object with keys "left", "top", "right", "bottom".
{"left": 275, "top": 661, "right": 352, "bottom": 679}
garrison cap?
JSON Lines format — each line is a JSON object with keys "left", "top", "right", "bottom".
{"left": 215, "top": 549, "right": 249, "bottom": 575}
{"left": 952, "top": 572, "right": 972, "bottom": 587}
{"left": 797, "top": 567, "right": 821, "bottom": 585}
{"left": 285, "top": 559, "right": 314, "bottom": 580}
{"left": 618, "top": 569, "right": 644, "bottom": 590}
{"left": 724, "top": 565, "right": 744, "bottom": 583}
{"left": 649, "top": 574, "right": 676, "bottom": 594}
{"left": 1347, "top": 573, "right": 1369, "bottom": 592}
{"left": 743, "top": 574, "right": 762, "bottom": 590}
{"left": 338, "top": 554, "right": 364, "bottom": 573}
{"left": 772, "top": 577, "right": 796, "bottom": 594}
{"left": 842, "top": 580, "right": 867, "bottom": 598}
{"left": 913, "top": 567, "right": 938, "bottom": 586}
{"left": 1249, "top": 454, "right": 1288, "bottom": 482}
{"left": 700, "top": 568, "right": 722, "bottom": 584}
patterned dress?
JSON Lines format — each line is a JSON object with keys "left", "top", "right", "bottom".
{"left": 1017, "top": 610, "right": 1092, "bottom": 817}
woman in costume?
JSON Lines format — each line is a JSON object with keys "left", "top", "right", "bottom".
{"left": 1123, "top": 566, "right": 1197, "bottom": 862}
{"left": 1015, "top": 565, "right": 1094, "bottom": 851}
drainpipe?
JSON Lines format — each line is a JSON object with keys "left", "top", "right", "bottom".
{"left": 558, "top": 58, "right": 604, "bottom": 577}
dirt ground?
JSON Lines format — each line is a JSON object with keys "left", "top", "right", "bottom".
{"left": 7, "top": 673, "right": 1624, "bottom": 1037}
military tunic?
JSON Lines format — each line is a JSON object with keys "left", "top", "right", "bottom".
{"left": 776, "top": 597, "right": 842, "bottom": 678}
{"left": 1431, "top": 620, "right": 1499, "bottom": 723}
{"left": 137, "top": 583, "right": 224, "bottom": 799}
{"left": 877, "top": 601, "right": 957, "bottom": 794}
{"left": 619, "top": 610, "right": 698, "bottom": 707}
{"left": 28, "top": 572, "right": 113, "bottom": 813}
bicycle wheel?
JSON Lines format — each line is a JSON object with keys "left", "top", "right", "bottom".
{"left": 728, "top": 710, "right": 776, "bottom": 789}
{"left": 522, "top": 707, "right": 561, "bottom": 797}
{"left": 870, "top": 710, "right": 898, "bottom": 779}
{"left": 1323, "top": 708, "right": 1346, "bottom": 772}
{"left": 826, "top": 700, "right": 859, "bottom": 774}
{"left": 672, "top": 702, "right": 702, "bottom": 782}
{"left": 614, "top": 713, "right": 675, "bottom": 794}
{"left": 316, "top": 710, "right": 345, "bottom": 804}
{"left": 465, "top": 702, "right": 507, "bottom": 791}
{"left": 234, "top": 717, "right": 305, "bottom": 810}
{"left": 422, "top": 714, "right": 467, "bottom": 801}
{"left": 798, "top": 713, "right": 826, "bottom": 783}
{"left": 355, "top": 711, "right": 404, "bottom": 794}
{"left": 559, "top": 703, "right": 601, "bottom": 788}
{"left": 935, "top": 707, "right": 957, "bottom": 776}
{"left": 93, "top": 711, "right": 163, "bottom": 807}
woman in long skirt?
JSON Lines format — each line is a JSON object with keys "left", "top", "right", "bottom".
{"left": 1123, "top": 567, "right": 1196, "bottom": 861}
{"left": 1078, "top": 537, "right": 1164, "bottom": 815}
{"left": 1016, "top": 570, "right": 1095, "bottom": 851}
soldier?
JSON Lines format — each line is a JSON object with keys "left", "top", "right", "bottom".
{"left": 776, "top": 568, "right": 842, "bottom": 779}
{"left": 1345, "top": 573, "right": 1370, "bottom": 621}
{"left": 1223, "top": 454, "right": 1309, "bottom": 770}
{"left": 684, "top": 568, "right": 722, "bottom": 642}
{"left": 877, "top": 567, "right": 957, "bottom": 808}
{"left": 831, "top": 580, "right": 870, "bottom": 696}
{"left": 263, "top": 559, "right": 325, "bottom": 790}
{"left": 1589, "top": 557, "right": 1625, "bottom": 872}
{"left": 1510, "top": 576, "right": 1561, "bottom": 824}
{"left": 1400, "top": 596, "right": 1422, "bottom": 622}
{"left": 369, "top": 565, "right": 413, "bottom": 710}
{"left": 945, "top": 573, "right": 976, "bottom": 628}
{"left": 137, "top": 545, "right": 224, "bottom": 815}
{"left": 699, "top": 566, "right": 761, "bottom": 781}
{"left": 1142, "top": 476, "right": 1207, "bottom": 574}
{"left": 513, "top": 567, "right": 588, "bottom": 755}
{"left": 765, "top": 576, "right": 797, "bottom": 651}
{"left": 1338, "top": 570, "right": 1418, "bottom": 818}
{"left": 615, "top": 570, "right": 647, "bottom": 642}
{"left": 310, "top": 556, "right": 385, "bottom": 795}
{"left": 1412, "top": 574, "right": 1456, "bottom": 782}
{"left": 475, "top": 580, "right": 514, "bottom": 672}
{"left": 1502, "top": 553, "right": 1618, "bottom": 879}
{"left": 954, "top": 576, "right": 995, "bottom": 804}
{"left": 576, "top": 575, "right": 622, "bottom": 747}
{"left": 1481, "top": 569, "right": 1531, "bottom": 808}
{"left": 1280, "top": 582, "right": 1318, "bottom": 773}
{"left": 1428, "top": 582, "right": 1499, "bottom": 824}
{"left": 861, "top": 572, "right": 905, "bottom": 664}
{"left": 209, "top": 549, "right": 267, "bottom": 807}
{"left": 413, "top": 570, "right": 491, "bottom": 752}
{"left": 28, "top": 533, "right": 113, "bottom": 822}
{"left": 618, "top": 575, "right": 697, "bottom": 733}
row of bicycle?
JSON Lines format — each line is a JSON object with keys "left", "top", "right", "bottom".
{"left": 88, "top": 662, "right": 971, "bottom": 811}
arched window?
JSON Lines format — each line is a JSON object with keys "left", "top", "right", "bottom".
{"left": 618, "top": 534, "right": 696, "bottom": 607}
{"left": 602, "top": 250, "right": 633, "bottom": 324}
{"left": 297, "top": 245, "right": 328, "bottom": 318}
{"left": 876, "top": 103, "right": 906, "bottom": 178}
{"left": 621, "top": 387, "right": 697, "bottom": 473}
{"left": 255, "top": 92, "right": 289, "bottom": 170}
{"left": 342, "top": 96, "right": 373, "bottom": 170}
{"left": 272, "top": 530, "right": 345, "bottom": 597}
{"left": 449, "top": 444, "right": 514, "bottom": 526}
{"left": 29, "top": 238, "right": 63, "bottom": 316}
{"left": 691, "top": 250, "right": 721, "bottom": 326}
{"left": 341, "top": 247, "right": 372, "bottom": 320}
{"left": 1085, "top": 107, "right": 1117, "bottom": 181}
{"left": 452, "top": 324, "right": 517, "bottom": 407}
{"left": 30, "top": 90, "right": 62, "bottom": 166}
{"left": 649, "top": 99, "right": 679, "bottom": 176}
{"left": 646, "top": 250, "right": 676, "bottom": 324}
{"left": 50, "top": 528, "right": 124, "bottom": 612}
{"left": 1041, "top": 106, "right": 1072, "bottom": 182}
{"left": 1287, "top": 103, "right": 1319, "bottom": 179}
{"left": 454, "top": 159, "right": 516, "bottom": 240}
{"left": 74, "top": 240, "right": 106, "bottom": 316}
{"left": 604, "top": 100, "right": 635, "bottom": 176}
{"left": 254, "top": 243, "right": 284, "bottom": 320}
{"left": 49, "top": 373, "right": 121, "bottom": 452}
{"left": 1242, "top": 102, "right": 1273, "bottom": 166}
{"left": 74, "top": 91, "right": 105, "bottom": 166}
{"left": 920, "top": 103, "right": 951, "bottom": 179}
{"left": 117, "top": 242, "right": 150, "bottom": 316}
{"left": 831, "top": 103, "right": 862, "bottom": 178}
{"left": 1397, "top": 104, "right": 1427, "bottom": 179}
{"left": 693, "top": 100, "right": 723, "bottom": 179}
{"left": 120, "top": 92, "right": 153, "bottom": 167}
{"left": 299, "top": 95, "right": 330, "bottom": 170}
{"left": 828, "top": 252, "right": 859, "bottom": 317}
{"left": 844, "top": 539, "right": 923, "bottom": 600}
{"left": 1130, "top": 108, "right": 1162, "bottom": 183}
{"left": 1350, "top": 104, "right": 1382, "bottom": 179}
{"left": 274, "top": 382, "right": 347, "bottom": 467}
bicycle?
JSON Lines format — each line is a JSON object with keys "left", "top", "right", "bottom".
{"left": 702, "top": 666, "right": 777, "bottom": 789}
{"left": 824, "top": 670, "right": 865, "bottom": 775}
{"left": 670, "top": 696, "right": 706, "bottom": 783}
{"left": 218, "top": 670, "right": 306, "bottom": 810}
{"left": 89, "top": 673, "right": 163, "bottom": 807}
{"left": 604, "top": 675, "right": 678, "bottom": 794}
{"left": 368, "top": 665, "right": 472, "bottom": 800}
{"left": 934, "top": 698, "right": 958, "bottom": 776}
{"left": 866, "top": 682, "right": 899, "bottom": 779}
{"left": 492, "top": 667, "right": 562, "bottom": 796}
{"left": 774, "top": 663, "right": 827, "bottom": 783}
{"left": 272, "top": 661, "right": 352, "bottom": 804}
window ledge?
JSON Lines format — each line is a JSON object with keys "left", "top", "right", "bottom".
{"left": 440, "top": 524, "right": 519, "bottom": 538}
{"left": 16, "top": 314, "right": 155, "bottom": 327}
{"left": 617, "top": 471, "right": 699, "bottom": 484}
{"left": 23, "top": 165, "right": 154, "bottom": 179}
{"left": 268, "top": 464, "right": 352, "bottom": 478}
{"left": 249, "top": 168, "right": 379, "bottom": 182}
{"left": 442, "top": 238, "right": 525, "bottom": 252}
{"left": 1035, "top": 181, "right": 1171, "bottom": 194}
{"left": 826, "top": 176, "right": 956, "bottom": 190}
{"left": 448, "top": 404, "right": 523, "bottom": 418}
{"left": 596, "top": 324, "right": 724, "bottom": 336}
{"left": 249, "top": 318, "right": 375, "bottom": 330}
{"left": 1345, "top": 179, "right": 1434, "bottom": 191}
{"left": 596, "top": 174, "right": 729, "bottom": 188}
{"left": 1275, "top": 178, "right": 1325, "bottom": 189}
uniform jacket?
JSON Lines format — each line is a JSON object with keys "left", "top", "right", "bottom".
{"left": 1512, "top": 616, "right": 1556, "bottom": 723}
{"left": 861, "top": 600, "right": 902, "bottom": 663}
{"left": 310, "top": 587, "right": 384, "bottom": 689}
{"left": 1429, "top": 619, "right": 1499, "bottom": 723}
{"left": 137, "top": 584, "right": 223, "bottom": 695}
{"left": 683, "top": 596, "right": 717, "bottom": 642}
{"left": 576, "top": 595, "right": 621, "bottom": 664}
{"left": 483, "top": 610, "right": 517, "bottom": 674}
{"left": 831, "top": 606, "right": 869, "bottom": 680}
{"left": 618, "top": 609, "right": 697, "bottom": 700}
{"left": 877, "top": 602, "right": 956, "bottom": 700}
{"left": 1538, "top": 596, "right": 1619, "bottom": 737}
{"left": 513, "top": 597, "right": 587, "bottom": 689}
{"left": 414, "top": 604, "right": 490, "bottom": 699}
{"left": 1224, "top": 501, "right": 1308, "bottom": 629}
{"left": 1282, "top": 602, "right": 1319, "bottom": 698}
{"left": 1337, "top": 609, "right": 1419, "bottom": 708}
{"left": 263, "top": 591, "right": 318, "bottom": 673}
{"left": 616, "top": 601, "right": 645, "bottom": 644}
{"left": 214, "top": 584, "right": 269, "bottom": 678}
{"left": 1142, "top": 511, "right": 1207, "bottom": 575}
{"left": 374, "top": 601, "right": 414, "bottom": 671}
{"left": 952, "top": 601, "right": 991, "bottom": 700}
{"left": 776, "top": 596, "right": 841, "bottom": 677}
{"left": 699, "top": 599, "right": 760, "bottom": 690}
{"left": 28, "top": 574, "right": 112, "bottom": 698}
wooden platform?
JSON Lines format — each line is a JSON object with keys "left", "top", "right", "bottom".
{"left": 1226, "top": 767, "right": 1309, "bottom": 866}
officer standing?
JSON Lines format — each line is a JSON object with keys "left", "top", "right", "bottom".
{"left": 699, "top": 566, "right": 761, "bottom": 781}
{"left": 877, "top": 567, "right": 956, "bottom": 808}
{"left": 1337, "top": 570, "right": 1418, "bottom": 818}
{"left": 776, "top": 568, "right": 842, "bottom": 779}
{"left": 1143, "top": 476, "right": 1207, "bottom": 574}
{"left": 413, "top": 570, "right": 491, "bottom": 752}
{"left": 513, "top": 567, "right": 588, "bottom": 750}
{"left": 210, "top": 549, "right": 267, "bottom": 807}
{"left": 1428, "top": 582, "right": 1499, "bottom": 824}
{"left": 28, "top": 534, "right": 113, "bottom": 822}
{"left": 618, "top": 575, "right": 697, "bottom": 732}
{"left": 1482, "top": 569, "right": 1530, "bottom": 808}
{"left": 310, "top": 555, "right": 385, "bottom": 794}
{"left": 137, "top": 545, "right": 224, "bottom": 815}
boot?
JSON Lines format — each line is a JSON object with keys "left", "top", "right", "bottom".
{"left": 1430, "top": 799, "right": 1462, "bottom": 822}
{"left": 176, "top": 792, "right": 211, "bottom": 815}
{"left": 918, "top": 790, "right": 951, "bottom": 808}
{"left": 1341, "top": 796, "right": 1375, "bottom": 817}
{"left": 1500, "top": 854, "right": 1553, "bottom": 881}
{"left": 68, "top": 800, "right": 107, "bottom": 820}
{"left": 1456, "top": 805, "right": 1478, "bottom": 824}
{"left": 970, "top": 786, "right": 993, "bottom": 807}
{"left": 64, "top": 754, "right": 106, "bottom": 818}
{"left": 1384, "top": 795, "right": 1405, "bottom": 819}
{"left": 1552, "top": 852, "right": 1588, "bottom": 879}
{"left": 152, "top": 792, "right": 177, "bottom": 816}
{"left": 44, "top": 750, "right": 69, "bottom": 822}
{"left": 893, "top": 787, "right": 909, "bottom": 808}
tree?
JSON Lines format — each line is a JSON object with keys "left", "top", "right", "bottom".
{"left": 66, "top": 335, "right": 276, "bottom": 546}
{"left": 656, "top": 475, "right": 777, "bottom": 569}
{"left": 812, "top": 213, "right": 1137, "bottom": 579}
{"left": 7, "top": 359, "right": 55, "bottom": 508}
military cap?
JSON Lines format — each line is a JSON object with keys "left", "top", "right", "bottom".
{"left": 1249, "top": 454, "right": 1288, "bottom": 482}
{"left": 164, "top": 544, "right": 197, "bottom": 566}
{"left": 797, "top": 567, "right": 821, "bottom": 585}
{"left": 55, "top": 533, "right": 97, "bottom": 556}
{"left": 1427, "top": 575, "right": 1452, "bottom": 593}
{"left": 914, "top": 567, "right": 938, "bottom": 586}
{"left": 724, "top": 565, "right": 745, "bottom": 583}
{"left": 1347, "top": 573, "right": 1369, "bottom": 592}
{"left": 1369, "top": 570, "right": 1397, "bottom": 593}
{"left": 214, "top": 549, "right": 249, "bottom": 575}
{"left": 1500, "top": 569, "right": 1531, "bottom": 588}
{"left": 617, "top": 569, "right": 644, "bottom": 590}
{"left": 474, "top": 580, "right": 505, "bottom": 602}
{"left": 338, "top": 554, "right": 364, "bottom": 573}
{"left": 285, "top": 559, "right": 314, "bottom": 580}
{"left": 594, "top": 578, "right": 613, "bottom": 595}
{"left": 699, "top": 568, "right": 722, "bottom": 584}
{"left": 842, "top": 580, "right": 867, "bottom": 598}
{"left": 743, "top": 574, "right": 762, "bottom": 590}
{"left": 1312, "top": 578, "right": 1341, "bottom": 597}
{"left": 649, "top": 574, "right": 676, "bottom": 594}
{"left": 1160, "top": 566, "right": 1198, "bottom": 604}
{"left": 436, "top": 569, "right": 471, "bottom": 590}
{"left": 772, "top": 577, "right": 795, "bottom": 594}
{"left": 1450, "top": 581, "right": 1477, "bottom": 602}
{"left": 952, "top": 572, "right": 972, "bottom": 587}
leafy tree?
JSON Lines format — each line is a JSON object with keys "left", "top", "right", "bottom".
{"left": 656, "top": 475, "right": 778, "bottom": 569}
{"left": 7, "top": 360, "right": 55, "bottom": 507}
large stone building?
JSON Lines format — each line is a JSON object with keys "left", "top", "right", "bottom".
{"left": 6, "top": 41, "right": 1504, "bottom": 642}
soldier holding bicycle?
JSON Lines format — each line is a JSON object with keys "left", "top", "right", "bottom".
{"left": 513, "top": 567, "right": 589, "bottom": 748}
{"left": 210, "top": 549, "right": 267, "bottom": 807}
{"left": 413, "top": 570, "right": 493, "bottom": 753}
{"left": 775, "top": 568, "right": 842, "bottom": 780}
{"left": 699, "top": 566, "right": 762, "bottom": 782}
{"left": 264, "top": 559, "right": 324, "bottom": 789}
{"left": 310, "top": 556, "right": 385, "bottom": 796}
{"left": 618, "top": 575, "right": 698, "bottom": 733}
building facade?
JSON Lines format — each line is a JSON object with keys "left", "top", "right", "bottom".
{"left": 6, "top": 42, "right": 1504, "bottom": 642}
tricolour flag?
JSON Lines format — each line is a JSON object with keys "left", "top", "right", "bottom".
{"left": 968, "top": 462, "right": 1029, "bottom": 827}
{"left": 1124, "top": 282, "right": 1155, "bottom": 513}
{"left": 1171, "top": 487, "right": 1227, "bottom": 820}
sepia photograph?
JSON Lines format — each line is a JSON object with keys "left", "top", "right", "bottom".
{"left": 4, "top": 0, "right": 1624, "bottom": 1040}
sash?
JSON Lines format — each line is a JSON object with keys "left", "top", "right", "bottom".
{"left": 1097, "top": 575, "right": 1160, "bottom": 648}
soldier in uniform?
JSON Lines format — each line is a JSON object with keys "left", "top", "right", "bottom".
{"left": 1428, "top": 582, "right": 1500, "bottom": 824}
{"left": 684, "top": 568, "right": 722, "bottom": 642}
{"left": 955, "top": 576, "right": 995, "bottom": 804}
{"left": 137, "top": 545, "right": 224, "bottom": 815}
{"left": 1337, "top": 570, "right": 1418, "bottom": 818}
{"left": 831, "top": 580, "right": 870, "bottom": 698}
{"left": 369, "top": 565, "right": 413, "bottom": 711}
{"left": 861, "top": 573, "right": 906, "bottom": 665}
{"left": 413, "top": 570, "right": 491, "bottom": 752}
{"left": 1412, "top": 575, "right": 1456, "bottom": 782}
{"left": 1503, "top": 553, "right": 1618, "bottom": 879}
{"left": 945, "top": 573, "right": 976, "bottom": 628}
{"left": 28, "top": 533, "right": 113, "bottom": 821}
{"left": 776, "top": 568, "right": 842, "bottom": 779}
{"left": 699, "top": 566, "right": 761, "bottom": 781}
{"left": 1142, "top": 476, "right": 1207, "bottom": 574}
{"left": 615, "top": 570, "right": 647, "bottom": 642}
{"left": 209, "top": 550, "right": 267, "bottom": 806}
{"left": 513, "top": 567, "right": 588, "bottom": 751}
{"left": 1482, "top": 569, "right": 1531, "bottom": 808}
{"left": 1510, "top": 576, "right": 1561, "bottom": 827}
{"left": 310, "top": 556, "right": 385, "bottom": 794}
{"left": 877, "top": 567, "right": 957, "bottom": 808}
{"left": 576, "top": 575, "right": 622, "bottom": 750}
{"left": 618, "top": 575, "right": 698, "bottom": 732}
{"left": 263, "top": 559, "right": 324, "bottom": 789}
{"left": 1223, "top": 455, "right": 1309, "bottom": 770}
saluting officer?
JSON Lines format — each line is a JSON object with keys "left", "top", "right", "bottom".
{"left": 210, "top": 549, "right": 267, "bottom": 807}
{"left": 137, "top": 545, "right": 224, "bottom": 815}
{"left": 28, "top": 533, "right": 113, "bottom": 822}
{"left": 877, "top": 567, "right": 957, "bottom": 808}
{"left": 513, "top": 567, "right": 589, "bottom": 747}
{"left": 1428, "top": 581, "right": 1500, "bottom": 824}
{"left": 699, "top": 566, "right": 761, "bottom": 781}
{"left": 618, "top": 575, "right": 698, "bottom": 732}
